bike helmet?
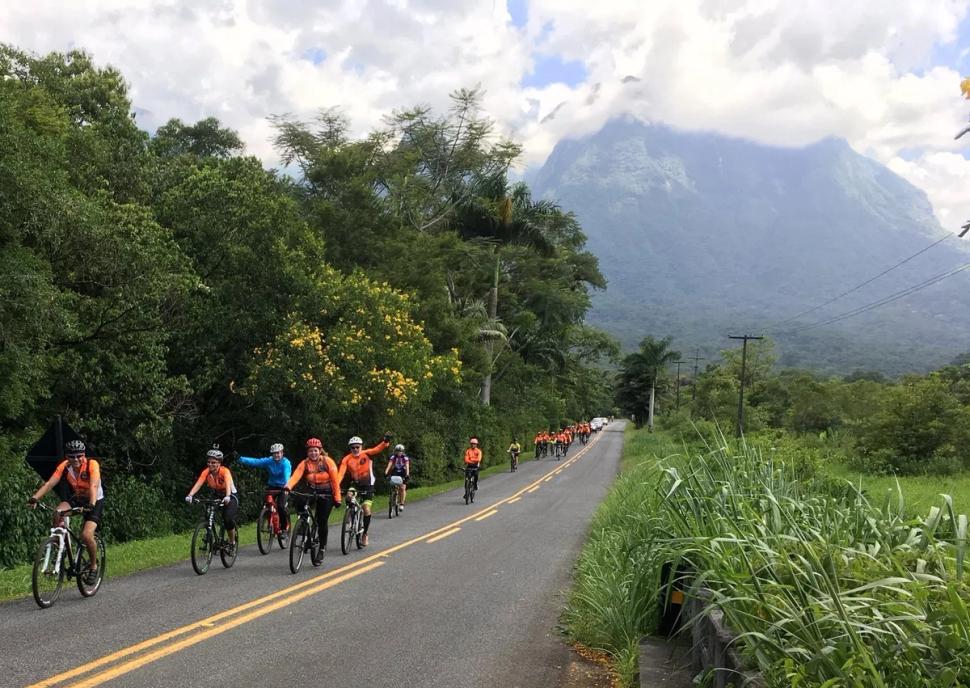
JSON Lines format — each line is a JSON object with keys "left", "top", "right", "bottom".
{"left": 394, "top": 444, "right": 405, "bottom": 452}
{"left": 269, "top": 442, "right": 284, "bottom": 454}
{"left": 305, "top": 437, "right": 323, "bottom": 449}
{"left": 65, "top": 439, "right": 86, "bottom": 454}
{"left": 206, "top": 448, "right": 224, "bottom": 461}
{"left": 348, "top": 436, "right": 363, "bottom": 446}
{"left": 469, "top": 437, "right": 479, "bottom": 445}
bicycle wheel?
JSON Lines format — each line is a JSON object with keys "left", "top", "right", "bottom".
{"left": 256, "top": 507, "right": 272, "bottom": 555}
{"left": 341, "top": 507, "right": 354, "bottom": 555}
{"left": 76, "top": 533, "right": 106, "bottom": 597}
{"left": 219, "top": 525, "right": 237, "bottom": 568}
{"left": 354, "top": 511, "right": 364, "bottom": 549}
{"left": 394, "top": 492, "right": 401, "bottom": 517}
{"left": 289, "top": 517, "right": 308, "bottom": 574}
{"left": 191, "top": 521, "right": 213, "bottom": 575}
{"left": 275, "top": 510, "right": 287, "bottom": 549}
{"left": 388, "top": 489, "right": 396, "bottom": 519}
{"left": 470, "top": 484, "right": 476, "bottom": 504}
{"left": 32, "top": 537, "right": 65, "bottom": 609}
{"left": 464, "top": 478, "right": 471, "bottom": 505}
{"left": 309, "top": 519, "right": 323, "bottom": 567}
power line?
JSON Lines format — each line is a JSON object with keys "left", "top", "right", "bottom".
{"left": 772, "top": 233, "right": 954, "bottom": 328}
{"left": 777, "top": 260, "right": 970, "bottom": 335}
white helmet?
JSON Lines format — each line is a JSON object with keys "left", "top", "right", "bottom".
{"left": 206, "top": 448, "right": 224, "bottom": 461}
{"left": 269, "top": 442, "right": 284, "bottom": 454}
{"left": 348, "top": 436, "right": 363, "bottom": 446}
{"left": 394, "top": 444, "right": 405, "bottom": 452}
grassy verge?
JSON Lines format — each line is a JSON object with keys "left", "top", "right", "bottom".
{"left": 0, "top": 459, "right": 518, "bottom": 603}
{"left": 561, "top": 425, "right": 684, "bottom": 687}
{"left": 564, "top": 424, "right": 970, "bottom": 687}
{"left": 826, "top": 461, "right": 970, "bottom": 513}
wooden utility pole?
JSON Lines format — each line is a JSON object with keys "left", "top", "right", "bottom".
{"left": 729, "top": 335, "right": 763, "bottom": 437}
{"left": 674, "top": 360, "right": 684, "bottom": 410}
{"left": 688, "top": 350, "right": 705, "bottom": 401}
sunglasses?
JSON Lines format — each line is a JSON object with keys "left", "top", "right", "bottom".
{"left": 67, "top": 453, "right": 84, "bottom": 459}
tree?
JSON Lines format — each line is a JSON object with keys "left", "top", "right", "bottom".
{"left": 618, "top": 336, "right": 680, "bottom": 430}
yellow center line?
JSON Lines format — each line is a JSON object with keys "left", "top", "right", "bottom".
{"left": 425, "top": 527, "right": 461, "bottom": 543}
{"left": 64, "top": 562, "right": 384, "bottom": 688}
{"left": 33, "top": 432, "right": 604, "bottom": 688}
{"left": 474, "top": 509, "right": 498, "bottom": 521}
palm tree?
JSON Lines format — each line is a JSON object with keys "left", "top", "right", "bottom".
{"left": 618, "top": 336, "right": 680, "bottom": 430}
{"left": 451, "top": 174, "right": 557, "bottom": 405}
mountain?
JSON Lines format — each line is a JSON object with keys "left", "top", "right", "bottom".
{"left": 530, "top": 118, "right": 970, "bottom": 375}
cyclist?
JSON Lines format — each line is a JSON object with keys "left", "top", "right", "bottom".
{"left": 548, "top": 432, "right": 558, "bottom": 458}
{"left": 238, "top": 442, "right": 292, "bottom": 543}
{"left": 27, "top": 439, "right": 104, "bottom": 584}
{"left": 284, "top": 438, "right": 341, "bottom": 562}
{"left": 463, "top": 437, "right": 482, "bottom": 490}
{"left": 507, "top": 439, "right": 521, "bottom": 470}
{"left": 384, "top": 443, "right": 411, "bottom": 510}
{"left": 185, "top": 447, "right": 238, "bottom": 555}
{"left": 533, "top": 431, "right": 543, "bottom": 458}
{"left": 338, "top": 432, "right": 391, "bottom": 547}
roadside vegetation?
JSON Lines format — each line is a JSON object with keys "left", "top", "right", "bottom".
{"left": 566, "top": 337, "right": 970, "bottom": 686}
{"left": 566, "top": 423, "right": 970, "bottom": 687}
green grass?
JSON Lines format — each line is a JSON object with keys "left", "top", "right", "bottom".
{"left": 826, "top": 461, "right": 970, "bottom": 514}
{"left": 0, "top": 460, "right": 518, "bottom": 603}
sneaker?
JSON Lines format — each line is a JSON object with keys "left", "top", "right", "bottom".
{"left": 280, "top": 531, "right": 289, "bottom": 546}
{"left": 83, "top": 567, "right": 99, "bottom": 585}
{"left": 361, "top": 533, "right": 369, "bottom": 547}
{"left": 399, "top": 504, "right": 404, "bottom": 511}
{"left": 311, "top": 548, "right": 324, "bottom": 565}
{"left": 226, "top": 542, "right": 236, "bottom": 557}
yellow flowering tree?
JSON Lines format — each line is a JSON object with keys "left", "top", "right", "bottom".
{"left": 240, "top": 266, "right": 460, "bottom": 430}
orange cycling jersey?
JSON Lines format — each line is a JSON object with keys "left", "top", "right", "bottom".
{"left": 192, "top": 466, "right": 236, "bottom": 495}
{"left": 287, "top": 457, "right": 341, "bottom": 500}
{"left": 464, "top": 447, "right": 482, "bottom": 466}
{"left": 338, "top": 440, "right": 390, "bottom": 486}
{"left": 50, "top": 458, "right": 103, "bottom": 500}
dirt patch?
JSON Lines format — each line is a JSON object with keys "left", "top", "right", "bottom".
{"left": 558, "top": 643, "right": 619, "bottom": 688}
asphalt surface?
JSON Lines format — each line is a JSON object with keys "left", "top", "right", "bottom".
{"left": 1, "top": 422, "right": 624, "bottom": 688}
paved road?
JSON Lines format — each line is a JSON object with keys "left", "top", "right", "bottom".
{"left": 1, "top": 423, "right": 624, "bottom": 688}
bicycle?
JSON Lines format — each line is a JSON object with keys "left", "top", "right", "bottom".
{"left": 288, "top": 491, "right": 324, "bottom": 574}
{"left": 30, "top": 503, "right": 106, "bottom": 609}
{"left": 341, "top": 487, "right": 365, "bottom": 554}
{"left": 189, "top": 498, "right": 237, "bottom": 575}
{"left": 256, "top": 489, "right": 288, "bottom": 555}
{"left": 509, "top": 450, "right": 519, "bottom": 472}
{"left": 463, "top": 466, "right": 478, "bottom": 505}
{"left": 387, "top": 476, "right": 404, "bottom": 519}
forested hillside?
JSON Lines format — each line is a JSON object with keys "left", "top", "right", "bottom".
{"left": 0, "top": 46, "right": 615, "bottom": 567}
{"left": 531, "top": 117, "right": 970, "bottom": 374}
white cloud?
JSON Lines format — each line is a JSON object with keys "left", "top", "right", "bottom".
{"left": 3, "top": 0, "right": 970, "bottom": 224}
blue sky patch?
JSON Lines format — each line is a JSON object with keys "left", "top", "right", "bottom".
{"left": 508, "top": 0, "right": 527, "bottom": 28}
{"left": 302, "top": 47, "right": 327, "bottom": 65}
{"left": 521, "top": 53, "right": 587, "bottom": 88}
{"left": 929, "top": 13, "right": 970, "bottom": 74}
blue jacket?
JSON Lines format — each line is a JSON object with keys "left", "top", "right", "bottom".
{"left": 238, "top": 455, "right": 292, "bottom": 487}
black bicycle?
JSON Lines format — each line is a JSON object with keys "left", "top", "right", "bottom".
{"left": 387, "top": 476, "right": 404, "bottom": 519}
{"left": 509, "top": 450, "right": 519, "bottom": 472}
{"left": 341, "top": 487, "right": 365, "bottom": 554}
{"left": 30, "top": 503, "right": 106, "bottom": 609}
{"left": 190, "top": 498, "right": 237, "bottom": 575}
{"left": 463, "top": 466, "right": 478, "bottom": 505}
{"left": 288, "top": 491, "right": 324, "bottom": 574}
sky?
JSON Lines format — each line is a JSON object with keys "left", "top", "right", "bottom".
{"left": 3, "top": 0, "right": 970, "bottom": 226}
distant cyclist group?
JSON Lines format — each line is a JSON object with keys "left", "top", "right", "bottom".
{"left": 25, "top": 420, "right": 606, "bottom": 607}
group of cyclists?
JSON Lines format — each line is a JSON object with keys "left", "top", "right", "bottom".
{"left": 25, "top": 420, "right": 604, "bottom": 585}
{"left": 25, "top": 432, "right": 473, "bottom": 578}
{"left": 531, "top": 421, "right": 595, "bottom": 459}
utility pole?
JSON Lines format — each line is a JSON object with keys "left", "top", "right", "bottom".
{"left": 728, "top": 335, "right": 763, "bottom": 437}
{"left": 688, "top": 350, "right": 706, "bottom": 402}
{"left": 674, "top": 360, "right": 684, "bottom": 410}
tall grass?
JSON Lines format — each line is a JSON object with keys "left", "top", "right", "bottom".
{"left": 564, "top": 426, "right": 970, "bottom": 687}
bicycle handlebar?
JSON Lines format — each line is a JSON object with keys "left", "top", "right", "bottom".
{"left": 31, "top": 502, "right": 87, "bottom": 516}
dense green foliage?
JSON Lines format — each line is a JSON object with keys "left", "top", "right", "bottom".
{"left": 621, "top": 336, "right": 970, "bottom": 477}
{"left": 566, "top": 426, "right": 970, "bottom": 687}
{"left": 0, "top": 45, "right": 616, "bottom": 568}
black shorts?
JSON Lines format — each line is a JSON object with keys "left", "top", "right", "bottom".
{"left": 68, "top": 496, "right": 105, "bottom": 526}
{"left": 350, "top": 482, "right": 375, "bottom": 502}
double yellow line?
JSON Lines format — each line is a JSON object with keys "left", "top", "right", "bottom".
{"left": 29, "top": 432, "right": 604, "bottom": 688}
